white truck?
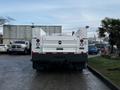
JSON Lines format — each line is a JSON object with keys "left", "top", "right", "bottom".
{"left": 8, "top": 40, "right": 31, "bottom": 54}
{"left": 31, "top": 27, "right": 88, "bottom": 71}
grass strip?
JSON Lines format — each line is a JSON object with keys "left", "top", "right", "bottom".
{"left": 88, "top": 56, "right": 120, "bottom": 87}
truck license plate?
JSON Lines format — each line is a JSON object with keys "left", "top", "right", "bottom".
{"left": 56, "top": 48, "right": 63, "bottom": 50}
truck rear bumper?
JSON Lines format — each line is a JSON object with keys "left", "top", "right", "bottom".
{"left": 31, "top": 52, "right": 88, "bottom": 63}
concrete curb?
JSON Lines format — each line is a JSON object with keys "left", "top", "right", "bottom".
{"left": 87, "top": 65, "right": 120, "bottom": 90}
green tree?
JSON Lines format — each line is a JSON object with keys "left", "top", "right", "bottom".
{"left": 99, "top": 17, "right": 120, "bottom": 56}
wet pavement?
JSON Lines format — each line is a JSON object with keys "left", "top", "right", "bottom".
{"left": 0, "top": 55, "right": 111, "bottom": 90}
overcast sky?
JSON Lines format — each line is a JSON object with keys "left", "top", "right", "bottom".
{"left": 0, "top": 0, "right": 120, "bottom": 36}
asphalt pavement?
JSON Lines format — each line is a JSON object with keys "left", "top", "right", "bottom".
{"left": 0, "top": 55, "right": 111, "bottom": 90}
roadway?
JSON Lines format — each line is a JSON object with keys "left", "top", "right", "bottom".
{"left": 0, "top": 55, "right": 111, "bottom": 90}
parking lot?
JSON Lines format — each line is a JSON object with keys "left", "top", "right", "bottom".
{"left": 0, "top": 55, "right": 111, "bottom": 90}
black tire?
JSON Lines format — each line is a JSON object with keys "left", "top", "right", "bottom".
{"left": 7, "top": 49, "right": 9, "bottom": 54}
{"left": 32, "top": 61, "right": 46, "bottom": 71}
{"left": 73, "top": 64, "right": 83, "bottom": 72}
{"left": 8, "top": 51, "right": 12, "bottom": 55}
{"left": 32, "top": 61, "right": 37, "bottom": 69}
{"left": 24, "top": 49, "right": 28, "bottom": 55}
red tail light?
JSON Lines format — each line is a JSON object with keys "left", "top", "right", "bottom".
{"left": 80, "top": 39, "right": 84, "bottom": 47}
{"left": 36, "top": 39, "right": 40, "bottom": 48}
{"left": 32, "top": 51, "right": 39, "bottom": 56}
{"left": 80, "top": 39, "right": 84, "bottom": 43}
{"left": 36, "top": 39, "right": 40, "bottom": 42}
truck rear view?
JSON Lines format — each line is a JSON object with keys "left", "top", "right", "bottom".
{"left": 31, "top": 27, "right": 88, "bottom": 71}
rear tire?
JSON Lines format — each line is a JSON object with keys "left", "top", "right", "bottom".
{"left": 32, "top": 61, "right": 37, "bottom": 69}
{"left": 8, "top": 51, "right": 12, "bottom": 55}
{"left": 32, "top": 61, "right": 46, "bottom": 71}
{"left": 73, "top": 64, "right": 83, "bottom": 72}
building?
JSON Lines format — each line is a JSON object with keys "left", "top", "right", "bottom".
{"left": 3, "top": 25, "right": 62, "bottom": 44}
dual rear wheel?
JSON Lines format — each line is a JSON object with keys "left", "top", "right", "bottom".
{"left": 32, "top": 61, "right": 86, "bottom": 72}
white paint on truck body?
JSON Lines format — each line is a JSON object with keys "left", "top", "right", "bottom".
{"left": 32, "top": 27, "right": 88, "bottom": 54}
{"left": 32, "top": 28, "right": 46, "bottom": 39}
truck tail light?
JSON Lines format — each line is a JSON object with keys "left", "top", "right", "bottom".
{"left": 80, "top": 39, "right": 84, "bottom": 43}
{"left": 32, "top": 51, "right": 39, "bottom": 56}
{"left": 36, "top": 39, "right": 40, "bottom": 48}
{"left": 80, "top": 39, "right": 84, "bottom": 47}
{"left": 36, "top": 39, "right": 40, "bottom": 42}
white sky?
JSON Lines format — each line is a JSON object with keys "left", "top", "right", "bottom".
{"left": 0, "top": 0, "right": 120, "bottom": 37}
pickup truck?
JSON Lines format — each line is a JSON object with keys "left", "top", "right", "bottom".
{"left": 8, "top": 40, "right": 31, "bottom": 54}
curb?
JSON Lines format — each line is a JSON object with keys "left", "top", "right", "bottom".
{"left": 87, "top": 65, "right": 120, "bottom": 90}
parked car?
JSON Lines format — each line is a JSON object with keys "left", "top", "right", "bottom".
{"left": 8, "top": 40, "right": 31, "bottom": 54}
{"left": 100, "top": 44, "right": 110, "bottom": 55}
{"left": 88, "top": 45, "right": 99, "bottom": 54}
{"left": 0, "top": 44, "right": 9, "bottom": 53}
{"left": 95, "top": 43, "right": 106, "bottom": 52}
